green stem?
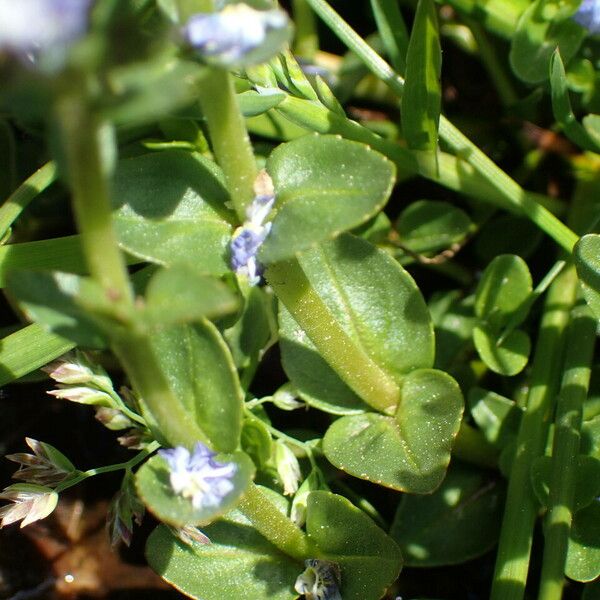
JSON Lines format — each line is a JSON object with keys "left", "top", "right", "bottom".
{"left": 466, "top": 19, "right": 517, "bottom": 106}
{"left": 197, "top": 69, "right": 257, "bottom": 220}
{"left": 538, "top": 302, "right": 596, "bottom": 600}
{"left": 56, "top": 95, "right": 208, "bottom": 449}
{"left": 0, "top": 162, "right": 57, "bottom": 240}
{"left": 275, "top": 95, "right": 565, "bottom": 216}
{"left": 370, "top": 0, "right": 409, "bottom": 73}
{"left": 112, "top": 334, "right": 209, "bottom": 448}
{"left": 292, "top": 0, "right": 319, "bottom": 59}
{"left": 266, "top": 259, "right": 400, "bottom": 413}
{"left": 55, "top": 441, "right": 159, "bottom": 493}
{"left": 490, "top": 265, "right": 579, "bottom": 600}
{"left": 302, "top": 0, "right": 578, "bottom": 251}
{"left": 238, "top": 482, "right": 316, "bottom": 561}
{"left": 55, "top": 96, "right": 133, "bottom": 301}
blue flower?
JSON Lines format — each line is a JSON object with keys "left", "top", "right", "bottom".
{"left": 0, "top": 0, "right": 91, "bottom": 63}
{"left": 182, "top": 3, "right": 290, "bottom": 68}
{"left": 158, "top": 443, "right": 237, "bottom": 510}
{"left": 295, "top": 559, "right": 342, "bottom": 600}
{"left": 230, "top": 170, "right": 275, "bottom": 286}
{"left": 573, "top": 0, "right": 600, "bottom": 34}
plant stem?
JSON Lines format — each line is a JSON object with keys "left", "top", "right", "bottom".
{"left": 302, "top": 0, "right": 578, "bottom": 251}
{"left": 0, "top": 161, "right": 57, "bottom": 240}
{"left": 266, "top": 259, "right": 400, "bottom": 413}
{"left": 56, "top": 95, "right": 208, "bottom": 449}
{"left": 538, "top": 302, "right": 596, "bottom": 600}
{"left": 238, "top": 482, "right": 316, "bottom": 561}
{"left": 55, "top": 96, "right": 133, "bottom": 302}
{"left": 490, "top": 264, "right": 579, "bottom": 600}
{"left": 292, "top": 0, "right": 319, "bottom": 59}
{"left": 55, "top": 441, "right": 160, "bottom": 493}
{"left": 197, "top": 69, "right": 257, "bottom": 221}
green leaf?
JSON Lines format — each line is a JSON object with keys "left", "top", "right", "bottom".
{"left": 397, "top": 200, "right": 472, "bottom": 255}
{"left": 136, "top": 451, "right": 254, "bottom": 527}
{"left": 112, "top": 151, "right": 235, "bottom": 274}
{"left": 267, "top": 234, "right": 434, "bottom": 412}
{"left": 475, "top": 254, "right": 532, "bottom": 327}
{"left": 582, "top": 114, "right": 600, "bottom": 147}
{"left": 429, "top": 291, "right": 476, "bottom": 372}
{"left": 306, "top": 491, "right": 402, "bottom": 600}
{"left": 279, "top": 304, "right": 368, "bottom": 415}
{"left": 150, "top": 321, "right": 244, "bottom": 452}
{"left": 574, "top": 234, "right": 600, "bottom": 321}
{"left": 401, "top": 0, "right": 441, "bottom": 154}
{"left": 6, "top": 271, "right": 108, "bottom": 348}
{"left": 550, "top": 51, "right": 600, "bottom": 153}
{"left": 390, "top": 463, "right": 505, "bottom": 566}
{"left": 322, "top": 369, "right": 463, "bottom": 492}
{"left": 0, "top": 323, "right": 74, "bottom": 386}
{"left": 510, "top": 0, "right": 585, "bottom": 84}
{"left": 566, "top": 501, "right": 600, "bottom": 582}
{"left": 473, "top": 324, "right": 531, "bottom": 376}
{"left": 146, "top": 520, "right": 299, "bottom": 600}
{"left": 237, "top": 90, "right": 287, "bottom": 117}
{"left": 260, "top": 135, "right": 395, "bottom": 263}
{"left": 531, "top": 455, "right": 600, "bottom": 512}
{"left": 224, "top": 284, "right": 273, "bottom": 370}
{"left": 241, "top": 414, "right": 273, "bottom": 469}
{"left": 468, "top": 387, "right": 522, "bottom": 447}
{"left": 144, "top": 264, "right": 240, "bottom": 327}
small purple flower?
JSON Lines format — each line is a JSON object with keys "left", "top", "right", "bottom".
{"left": 230, "top": 170, "right": 275, "bottom": 286}
{"left": 573, "top": 0, "right": 600, "bottom": 34}
{"left": 158, "top": 442, "right": 237, "bottom": 510}
{"left": 0, "top": 0, "right": 92, "bottom": 63}
{"left": 182, "top": 3, "right": 290, "bottom": 68}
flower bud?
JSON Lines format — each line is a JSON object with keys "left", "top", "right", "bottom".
{"left": 295, "top": 559, "right": 342, "bottom": 600}
{"left": 274, "top": 440, "right": 301, "bottom": 496}
{"left": 48, "top": 385, "right": 114, "bottom": 406}
{"left": 0, "top": 483, "right": 58, "bottom": 528}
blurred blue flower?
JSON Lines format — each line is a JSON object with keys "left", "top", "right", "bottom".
{"left": 159, "top": 442, "right": 237, "bottom": 510}
{"left": 573, "top": 0, "right": 600, "bottom": 33}
{"left": 182, "top": 3, "right": 290, "bottom": 68}
{"left": 0, "top": 0, "right": 91, "bottom": 63}
{"left": 230, "top": 171, "right": 275, "bottom": 286}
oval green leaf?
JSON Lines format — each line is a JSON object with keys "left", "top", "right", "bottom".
{"left": 390, "top": 463, "right": 505, "bottom": 566}
{"left": 510, "top": 0, "right": 585, "bottom": 84}
{"left": 475, "top": 254, "right": 532, "bottom": 327}
{"left": 279, "top": 304, "right": 368, "bottom": 415}
{"left": 144, "top": 264, "right": 240, "bottom": 327}
{"left": 323, "top": 369, "right": 463, "bottom": 492}
{"left": 306, "top": 491, "right": 402, "bottom": 600}
{"left": 150, "top": 321, "right": 244, "bottom": 452}
{"left": 136, "top": 451, "right": 254, "bottom": 527}
{"left": 566, "top": 501, "right": 600, "bottom": 582}
{"left": 397, "top": 200, "right": 472, "bottom": 255}
{"left": 574, "top": 234, "right": 600, "bottom": 321}
{"left": 5, "top": 270, "right": 107, "bottom": 348}
{"left": 268, "top": 234, "right": 434, "bottom": 413}
{"left": 146, "top": 520, "right": 299, "bottom": 600}
{"left": 112, "top": 151, "right": 235, "bottom": 274}
{"left": 260, "top": 135, "right": 396, "bottom": 263}
{"left": 473, "top": 324, "right": 531, "bottom": 376}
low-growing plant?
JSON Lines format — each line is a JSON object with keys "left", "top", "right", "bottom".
{"left": 0, "top": 0, "right": 598, "bottom": 599}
